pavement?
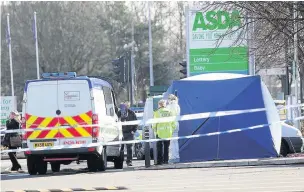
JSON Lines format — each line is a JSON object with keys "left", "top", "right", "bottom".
{"left": 1, "top": 152, "right": 25, "bottom": 160}
{"left": 135, "top": 156, "right": 304, "bottom": 170}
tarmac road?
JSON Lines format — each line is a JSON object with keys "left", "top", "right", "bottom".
{"left": 1, "top": 159, "right": 304, "bottom": 192}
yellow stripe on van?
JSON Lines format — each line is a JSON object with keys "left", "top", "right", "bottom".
{"left": 44, "top": 122, "right": 60, "bottom": 139}
{"left": 40, "top": 117, "right": 53, "bottom": 128}
{"left": 64, "top": 116, "right": 91, "bottom": 137}
{"left": 44, "top": 129, "right": 58, "bottom": 139}
{"left": 79, "top": 113, "right": 92, "bottom": 124}
{"left": 26, "top": 115, "right": 38, "bottom": 128}
{"left": 28, "top": 130, "right": 42, "bottom": 139}
{"left": 59, "top": 128, "right": 74, "bottom": 138}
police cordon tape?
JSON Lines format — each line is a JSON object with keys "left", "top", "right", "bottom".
{"left": 1, "top": 115, "right": 304, "bottom": 154}
{"left": 2, "top": 103, "right": 304, "bottom": 134}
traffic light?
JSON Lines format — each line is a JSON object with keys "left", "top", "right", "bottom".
{"left": 112, "top": 56, "right": 126, "bottom": 83}
{"left": 179, "top": 61, "right": 187, "bottom": 79}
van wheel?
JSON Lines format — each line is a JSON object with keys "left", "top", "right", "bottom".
{"left": 51, "top": 163, "right": 61, "bottom": 172}
{"left": 280, "top": 140, "right": 289, "bottom": 157}
{"left": 27, "top": 156, "right": 37, "bottom": 175}
{"left": 98, "top": 149, "right": 107, "bottom": 171}
{"left": 36, "top": 158, "right": 47, "bottom": 175}
{"left": 114, "top": 150, "right": 124, "bottom": 169}
{"left": 87, "top": 155, "right": 98, "bottom": 172}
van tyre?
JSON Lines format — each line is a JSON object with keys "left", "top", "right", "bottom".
{"left": 51, "top": 163, "right": 61, "bottom": 172}
{"left": 87, "top": 155, "right": 99, "bottom": 172}
{"left": 27, "top": 156, "right": 37, "bottom": 175}
{"left": 36, "top": 158, "right": 47, "bottom": 175}
{"left": 98, "top": 149, "right": 107, "bottom": 171}
{"left": 114, "top": 150, "right": 124, "bottom": 169}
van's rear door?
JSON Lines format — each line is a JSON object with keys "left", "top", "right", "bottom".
{"left": 57, "top": 80, "right": 93, "bottom": 146}
{"left": 25, "top": 81, "right": 60, "bottom": 149}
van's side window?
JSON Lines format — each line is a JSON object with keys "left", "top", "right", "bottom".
{"left": 103, "top": 87, "right": 115, "bottom": 116}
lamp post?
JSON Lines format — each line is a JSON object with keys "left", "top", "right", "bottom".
{"left": 124, "top": 41, "right": 138, "bottom": 106}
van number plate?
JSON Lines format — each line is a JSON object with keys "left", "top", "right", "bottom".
{"left": 34, "top": 142, "right": 54, "bottom": 148}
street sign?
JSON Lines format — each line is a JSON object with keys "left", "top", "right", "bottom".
{"left": 258, "top": 68, "right": 286, "bottom": 76}
{"left": 149, "top": 86, "right": 169, "bottom": 96}
{"left": 186, "top": 6, "right": 249, "bottom": 76}
{"left": 1, "top": 96, "right": 17, "bottom": 126}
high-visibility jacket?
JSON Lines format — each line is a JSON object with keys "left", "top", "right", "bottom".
{"left": 152, "top": 107, "right": 175, "bottom": 139}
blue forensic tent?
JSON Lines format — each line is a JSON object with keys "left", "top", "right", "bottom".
{"left": 164, "top": 73, "right": 281, "bottom": 163}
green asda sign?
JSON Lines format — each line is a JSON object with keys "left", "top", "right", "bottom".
{"left": 188, "top": 9, "right": 249, "bottom": 76}
{"left": 193, "top": 10, "right": 241, "bottom": 31}
{"left": 189, "top": 47, "right": 248, "bottom": 75}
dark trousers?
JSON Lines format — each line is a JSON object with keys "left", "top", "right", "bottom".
{"left": 157, "top": 139, "right": 170, "bottom": 164}
{"left": 8, "top": 147, "right": 21, "bottom": 170}
{"left": 122, "top": 133, "right": 133, "bottom": 163}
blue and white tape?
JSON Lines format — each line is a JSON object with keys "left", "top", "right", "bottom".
{"left": 1, "top": 115, "right": 304, "bottom": 154}
{"left": 2, "top": 103, "right": 304, "bottom": 134}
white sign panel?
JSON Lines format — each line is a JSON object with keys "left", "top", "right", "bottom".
{"left": 258, "top": 68, "right": 286, "bottom": 76}
{"left": 1, "top": 96, "right": 17, "bottom": 126}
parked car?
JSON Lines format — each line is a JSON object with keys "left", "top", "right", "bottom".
{"left": 280, "top": 122, "right": 303, "bottom": 156}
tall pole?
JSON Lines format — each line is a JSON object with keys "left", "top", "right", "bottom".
{"left": 128, "top": 52, "right": 131, "bottom": 103}
{"left": 34, "top": 12, "right": 40, "bottom": 79}
{"left": 251, "top": 17, "right": 256, "bottom": 75}
{"left": 124, "top": 52, "right": 130, "bottom": 103}
{"left": 293, "top": 2, "right": 300, "bottom": 129}
{"left": 148, "top": 1, "right": 154, "bottom": 86}
{"left": 7, "top": 13, "right": 14, "bottom": 98}
{"left": 247, "top": 13, "right": 256, "bottom": 76}
{"left": 185, "top": 6, "right": 190, "bottom": 77}
{"left": 130, "top": 21, "right": 135, "bottom": 106}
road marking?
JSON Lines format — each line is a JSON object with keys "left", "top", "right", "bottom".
{"left": 60, "top": 189, "right": 73, "bottom": 192}
{"left": 7, "top": 173, "right": 29, "bottom": 177}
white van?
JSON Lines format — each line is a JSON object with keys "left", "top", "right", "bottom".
{"left": 21, "top": 72, "right": 124, "bottom": 175}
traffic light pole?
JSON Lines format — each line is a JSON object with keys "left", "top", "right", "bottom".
{"left": 130, "top": 21, "right": 135, "bottom": 106}
{"left": 123, "top": 53, "right": 129, "bottom": 103}
{"left": 126, "top": 52, "right": 131, "bottom": 103}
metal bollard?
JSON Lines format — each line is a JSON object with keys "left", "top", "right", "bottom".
{"left": 144, "top": 126, "right": 151, "bottom": 167}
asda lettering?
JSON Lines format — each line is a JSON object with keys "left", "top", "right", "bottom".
{"left": 193, "top": 10, "right": 241, "bottom": 31}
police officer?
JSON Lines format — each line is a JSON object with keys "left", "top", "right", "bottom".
{"left": 118, "top": 102, "right": 137, "bottom": 166}
{"left": 153, "top": 99, "right": 175, "bottom": 165}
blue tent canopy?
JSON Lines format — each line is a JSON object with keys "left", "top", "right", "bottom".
{"left": 165, "top": 74, "right": 280, "bottom": 162}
